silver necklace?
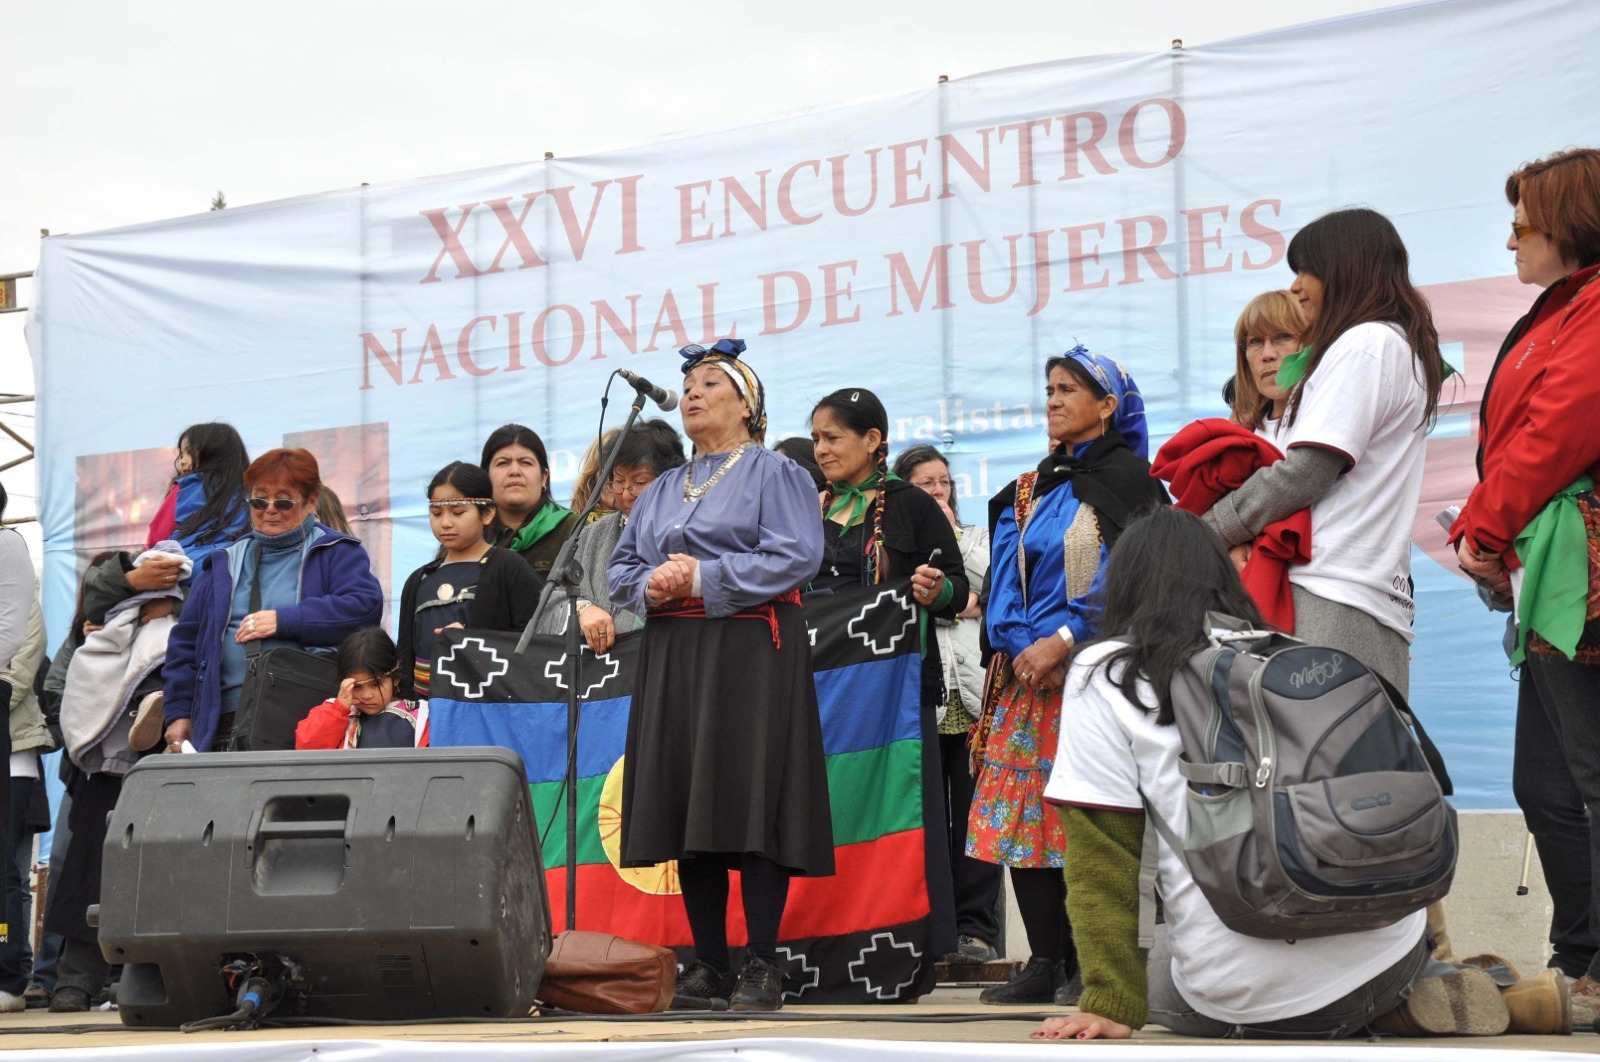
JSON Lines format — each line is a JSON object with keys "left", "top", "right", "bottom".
{"left": 683, "top": 442, "right": 753, "bottom": 502}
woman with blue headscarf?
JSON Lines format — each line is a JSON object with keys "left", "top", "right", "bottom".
{"left": 968, "top": 348, "right": 1168, "bottom": 1006}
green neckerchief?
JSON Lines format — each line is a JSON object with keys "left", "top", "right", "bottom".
{"left": 508, "top": 500, "right": 571, "bottom": 554}
{"left": 825, "top": 470, "right": 901, "bottom": 534}
{"left": 1274, "top": 344, "right": 1459, "bottom": 393}
{"left": 1512, "top": 475, "right": 1595, "bottom": 666}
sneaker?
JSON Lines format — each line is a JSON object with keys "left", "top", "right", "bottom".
{"left": 48, "top": 987, "right": 91, "bottom": 1014}
{"left": 1502, "top": 968, "right": 1571, "bottom": 1035}
{"left": 130, "top": 691, "right": 166, "bottom": 752}
{"left": 729, "top": 955, "right": 784, "bottom": 1011}
{"left": 1371, "top": 967, "right": 1509, "bottom": 1036}
{"left": 979, "top": 957, "right": 1065, "bottom": 1005}
{"left": 944, "top": 935, "right": 998, "bottom": 964}
{"left": 670, "top": 961, "right": 733, "bottom": 1011}
{"left": 23, "top": 983, "right": 48, "bottom": 1009}
{"left": 0, "top": 991, "right": 22, "bottom": 1013}
{"left": 1054, "top": 970, "right": 1085, "bottom": 1007}
{"left": 1568, "top": 973, "right": 1600, "bottom": 1032}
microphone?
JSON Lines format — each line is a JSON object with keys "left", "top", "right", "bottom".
{"left": 616, "top": 369, "right": 679, "bottom": 411}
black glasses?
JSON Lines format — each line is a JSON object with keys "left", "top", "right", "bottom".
{"left": 248, "top": 497, "right": 297, "bottom": 512}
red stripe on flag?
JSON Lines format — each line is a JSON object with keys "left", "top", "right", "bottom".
{"left": 545, "top": 828, "right": 931, "bottom": 947}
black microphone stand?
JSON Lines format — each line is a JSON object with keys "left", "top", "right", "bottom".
{"left": 515, "top": 387, "right": 650, "bottom": 932}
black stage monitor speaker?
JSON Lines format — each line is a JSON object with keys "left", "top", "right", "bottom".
{"left": 98, "top": 747, "right": 551, "bottom": 1027}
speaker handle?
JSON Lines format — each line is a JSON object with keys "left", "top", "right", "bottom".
{"left": 255, "top": 820, "right": 347, "bottom": 840}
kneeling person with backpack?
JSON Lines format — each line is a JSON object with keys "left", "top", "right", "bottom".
{"left": 1036, "top": 508, "right": 1567, "bottom": 1041}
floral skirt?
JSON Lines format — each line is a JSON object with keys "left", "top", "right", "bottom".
{"left": 965, "top": 668, "right": 1065, "bottom": 869}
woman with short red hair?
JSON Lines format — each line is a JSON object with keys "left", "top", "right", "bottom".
{"left": 162, "top": 447, "right": 383, "bottom": 751}
{"left": 1452, "top": 147, "right": 1600, "bottom": 1021}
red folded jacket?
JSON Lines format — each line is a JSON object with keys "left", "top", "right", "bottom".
{"left": 1151, "top": 418, "right": 1311, "bottom": 632}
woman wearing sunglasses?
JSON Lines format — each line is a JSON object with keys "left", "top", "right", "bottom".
{"left": 1451, "top": 147, "right": 1600, "bottom": 1025}
{"left": 161, "top": 448, "right": 384, "bottom": 752}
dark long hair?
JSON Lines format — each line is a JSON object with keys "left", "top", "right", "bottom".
{"left": 1091, "top": 507, "right": 1263, "bottom": 726}
{"left": 479, "top": 423, "right": 553, "bottom": 508}
{"left": 335, "top": 626, "right": 400, "bottom": 684}
{"left": 174, "top": 422, "right": 250, "bottom": 546}
{"left": 72, "top": 551, "right": 120, "bottom": 642}
{"left": 814, "top": 388, "right": 893, "bottom": 585}
{"left": 1284, "top": 209, "right": 1443, "bottom": 428}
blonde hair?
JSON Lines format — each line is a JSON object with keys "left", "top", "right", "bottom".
{"left": 569, "top": 428, "right": 621, "bottom": 516}
{"left": 1231, "top": 291, "right": 1310, "bottom": 430}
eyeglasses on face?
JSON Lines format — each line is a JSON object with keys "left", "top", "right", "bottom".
{"left": 911, "top": 477, "right": 953, "bottom": 491}
{"left": 608, "top": 475, "right": 657, "bottom": 497}
{"left": 248, "top": 497, "right": 298, "bottom": 512}
{"left": 1244, "top": 332, "right": 1300, "bottom": 353}
{"left": 1511, "top": 221, "right": 1535, "bottom": 241}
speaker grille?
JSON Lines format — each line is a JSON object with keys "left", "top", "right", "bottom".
{"left": 377, "top": 955, "right": 417, "bottom": 1000}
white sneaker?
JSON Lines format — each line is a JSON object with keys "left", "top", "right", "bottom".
{"left": 0, "top": 990, "right": 25, "bottom": 1013}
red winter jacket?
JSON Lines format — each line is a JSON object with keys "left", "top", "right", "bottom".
{"left": 1452, "top": 263, "right": 1600, "bottom": 561}
{"left": 1152, "top": 418, "right": 1312, "bottom": 632}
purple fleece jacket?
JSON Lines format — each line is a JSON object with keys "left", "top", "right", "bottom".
{"left": 163, "top": 521, "right": 383, "bottom": 751}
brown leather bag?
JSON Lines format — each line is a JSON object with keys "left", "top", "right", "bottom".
{"left": 535, "top": 930, "right": 677, "bottom": 1014}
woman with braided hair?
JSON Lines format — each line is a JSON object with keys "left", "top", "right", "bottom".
{"left": 809, "top": 389, "right": 970, "bottom": 991}
{"left": 969, "top": 348, "right": 1168, "bottom": 1006}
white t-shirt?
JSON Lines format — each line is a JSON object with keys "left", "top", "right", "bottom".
{"left": 8, "top": 751, "right": 36, "bottom": 780}
{"left": 1045, "top": 640, "right": 1425, "bottom": 1025}
{"left": 1271, "top": 322, "right": 1427, "bottom": 640}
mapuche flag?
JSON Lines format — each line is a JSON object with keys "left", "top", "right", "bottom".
{"left": 428, "top": 582, "right": 946, "bottom": 1003}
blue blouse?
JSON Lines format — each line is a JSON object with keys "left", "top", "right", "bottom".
{"left": 986, "top": 445, "right": 1109, "bottom": 660}
{"left": 609, "top": 445, "right": 824, "bottom": 618}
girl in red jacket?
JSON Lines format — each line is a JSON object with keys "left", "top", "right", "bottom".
{"left": 296, "top": 627, "right": 428, "bottom": 750}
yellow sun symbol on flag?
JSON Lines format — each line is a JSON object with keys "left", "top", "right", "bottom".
{"left": 597, "top": 756, "right": 681, "bottom": 895}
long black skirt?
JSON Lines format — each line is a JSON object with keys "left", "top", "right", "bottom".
{"left": 620, "top": 603, "right": 835, "bottom": 876}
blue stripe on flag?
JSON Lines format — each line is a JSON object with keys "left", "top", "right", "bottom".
{"left": 814, "top": 655, "right": 920, "bottom": 756}
{"left": 430, "top": 694, "right": 632, "bottom": 784}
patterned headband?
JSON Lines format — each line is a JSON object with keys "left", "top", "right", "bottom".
{"left": 680, "top": 339, "right": 767, "bottom": 443}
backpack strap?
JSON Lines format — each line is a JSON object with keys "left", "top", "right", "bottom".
{"left": 1178, "top": 760, "right": 1250, "bottom": 790}
{"left": 1137, "top": 798, "right": 1192, "bottom": 949}
{"left": 1374, "top": 673, "right": 1455, "bottom": 797}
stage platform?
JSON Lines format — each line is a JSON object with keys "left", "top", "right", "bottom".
{"left": 2, "top": 987, "right": 1597, "bottom": 1060}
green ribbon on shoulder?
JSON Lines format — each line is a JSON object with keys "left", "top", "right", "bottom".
{"left": 508, "top": 500, "right": 572, "bottom": 554}
{"left": 1273, "top": 346, "right": 1458, "bottom": 393}
{"left": 826, "top": 471, "right": 901, "bottom": 534}
{"left": 1512, "top": 475, "right": 1595, "bottom": 666}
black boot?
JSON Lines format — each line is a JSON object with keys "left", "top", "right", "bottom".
{"left": 671, "top": 960, "right": 734, "bottom": 1011}
{"left": 729, "top": 955, "right": 785, "bottom": 1011}
{"left": 979, "top": 957, "right": 1065, "bottom": 1005}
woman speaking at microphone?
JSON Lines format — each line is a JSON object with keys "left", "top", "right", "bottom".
{"left": 608, "top": 339, "right": 830, "bottom": 1013}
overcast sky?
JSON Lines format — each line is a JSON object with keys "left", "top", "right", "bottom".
{"left": 0, "top": 0, "right": 1402, "bottom": 537}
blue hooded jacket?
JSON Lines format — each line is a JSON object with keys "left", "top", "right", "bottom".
{"left": 162, "top": 520, "right": 383, "bottom": 751}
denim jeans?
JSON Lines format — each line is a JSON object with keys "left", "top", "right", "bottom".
{"left": 1148, "top": 928, "right": 1429, "bottom": 1039}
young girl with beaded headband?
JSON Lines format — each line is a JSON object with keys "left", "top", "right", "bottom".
{"left": 395, "top": 462, "right": 544, "bottom": 698}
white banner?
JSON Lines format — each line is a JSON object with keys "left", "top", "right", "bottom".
{"left": 29, "top": 0, "right": 1598, "bottom": 807}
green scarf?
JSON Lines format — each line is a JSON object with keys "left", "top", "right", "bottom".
{"left": 1512, "top": 476, "right": 1595, "bottom": 666}
{"left": 1274, "top": 345, "right": 1459, "bottom": 393}
{"left": 507, "top": 500, "right": 571, "bottom": 554}
{"left": 826, "top": 470, "right": 901, "bottom": 534}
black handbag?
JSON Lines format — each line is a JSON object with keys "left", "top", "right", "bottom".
{"left": 230, "top": 544, "right": 339, "bottom": 752}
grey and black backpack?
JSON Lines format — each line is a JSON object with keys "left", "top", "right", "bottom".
{"left": 1137, "top": 613, "right": 1457, "bottom": 943}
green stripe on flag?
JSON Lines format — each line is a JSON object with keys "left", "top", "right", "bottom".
{"left": 826, "top": 739, "right": 921, "bottom": 846}
{"left": 531, "top": 776, "right": 610, "bottom": 868}
{"left": 530, "top": 737, "right": 923, "bottom": 870}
